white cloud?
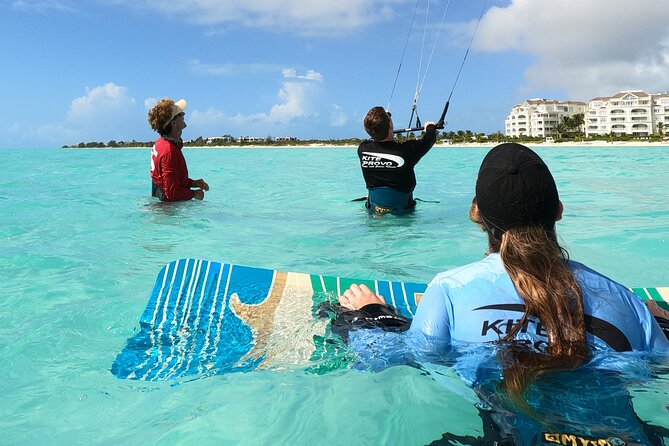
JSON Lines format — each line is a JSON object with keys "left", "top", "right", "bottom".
{"left": 282, "top": 68, "right": 323, "bottom": 81}
{"left": 167, "top": 68, "right": 331, "bottom": 138}
{"left": 187, "top": 59, "right": 281, "bottom": 77}
{"left": 231, "top": 81, "right": 319, "bottom": 125}
{"left": 473, "top": 0, "right": 669, "bottom": 99}
{"left": 189, "top": 107, "right": 227, "bottom": 127}
{"left": 144, "top": 98, "right": 158, "bottom": 110}
{"left": 112, "top": 0, "right": 402, "bottom": 36}
{"left": 229, "top": 69, "right": 324, "bottom": 125}
{"left": 330, "top": 104, "right": 348, "bottom": 127}
{"left": 4, "top": 121, "right": 77, "bottom": 148}
{"left": 6, "top": 83, "right": 142, "bottom": 147}
{"left": 11, "top": 0, "right": 78, "bottom": 13}
{"left": 67, "top": 82, "right": 136, "bottom": 122}
{"left": 268, "top": 82, "right": 317, "bottom": 122}
{"left": 33, "top": 123, "right": 79, "bottom": 144}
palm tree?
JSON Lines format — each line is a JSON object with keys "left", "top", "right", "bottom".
{"left": 489, "top": 131, "right": 503, "bottom": 143}
{"left": 560, "top": 115, "right": 573, "bottom": 138}
{"left": 657, "top": 122, "right": 664, "bottom": 138}
{"left": 571, "top": 113, "right": 585, "bottom": 141}
{"left": 554, "top": 122, "right": 567, "bottom": 140}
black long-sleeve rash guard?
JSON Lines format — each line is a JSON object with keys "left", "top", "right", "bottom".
{"left": 357, "top": 124, "right": 437, "bottom": 193}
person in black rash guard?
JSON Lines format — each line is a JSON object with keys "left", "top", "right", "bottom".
{"left": 357, "top": 106, "right": 437, "bottom": 214}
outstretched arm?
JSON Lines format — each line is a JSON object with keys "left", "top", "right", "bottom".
{"left": 340, "top": 281, "right": 453, "bottom": 343}
{"left": 413, "top": 122, "right": 437, "bottom": 161}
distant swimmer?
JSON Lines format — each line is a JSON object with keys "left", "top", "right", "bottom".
{"left": 148, "top": 98, "right": 209, "bottom": 201}
{"left": 357, "top": 106, "right": 436, "bottom": 214}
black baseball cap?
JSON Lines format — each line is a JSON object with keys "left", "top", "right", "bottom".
{"left": 475, "top": 143, "right": 559, "bottom": 237}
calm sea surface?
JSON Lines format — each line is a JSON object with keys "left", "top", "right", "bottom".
{"left": 1, "top": 146, "right": 668, "bottom": 445}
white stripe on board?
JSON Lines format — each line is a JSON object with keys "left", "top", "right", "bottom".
{"left": 142, "top": 258, "right": 193, "bottom": 380}
{"left": 320, "top": 275, "right": 326, "bottom": 294}
{"left": 171, "top": 260, "right": 213, "bottom": 379}
{"left": 128, "top": 260, "right": 179, "bottom": 380}
{"left": 633, "top": 287, "right": 669, "bottom": 304}
{"left": 164, "top": 259, "right": 200, "bottom": 378}
{"left": 199, "top": 262, "right": 225, "bottom": 374}
{"left": 179, "top": 259, "right": 202, "bottom": 327}
{"left": 209, "top": 263, "right": 234, "bottom": 371}
{"left": 388, "top": 281, "right": 397, "bottom": 310}
{"left": 401, "top": 282, "right": 414, "bottom": 317}
{"left": 157, "top": 259, "right": 201, "bottom": 379}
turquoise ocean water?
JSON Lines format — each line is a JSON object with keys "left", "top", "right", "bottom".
{"left": 1, "top": 146, "right": 668, "bottom": 445}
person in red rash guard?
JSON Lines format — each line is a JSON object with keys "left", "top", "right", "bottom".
{"left": 147, "top": 98, "right": 209, "bottom": 201}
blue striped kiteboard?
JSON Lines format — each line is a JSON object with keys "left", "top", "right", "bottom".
{"left": 111, "top": 258, "right": 669, "bottom": 381}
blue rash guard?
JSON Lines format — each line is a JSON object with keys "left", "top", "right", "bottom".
{"left": 410, "top": 253, "right": 669, "bottom": 354}
{"left": 346, "top": 253, "right": 669, "bottom": 379}
{"left": 342, "top": 254, "right": 669, "bottom": 445}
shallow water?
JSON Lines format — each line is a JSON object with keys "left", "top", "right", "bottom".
{"left": 1, "top": 146, "right": 668, "bottom": 445}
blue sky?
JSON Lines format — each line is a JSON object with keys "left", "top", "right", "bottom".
{"left": 2, "top": 0, "right": 669, "bottom": 148}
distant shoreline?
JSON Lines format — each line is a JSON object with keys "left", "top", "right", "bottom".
{"left": 62, "top": 140, "right": 669, "bottom": 149}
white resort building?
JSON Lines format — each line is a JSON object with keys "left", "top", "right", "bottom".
{"left": 505, "top": 99, "right": 586, "bottom": 138}
{"left": 239, "top": 136, "right": 265, "bottom": 143}
{"left": 585, "top": 91, "right": 669, "bottom": 137}
{"left": 505, "top": 90, "right": 669, "bottom": 138}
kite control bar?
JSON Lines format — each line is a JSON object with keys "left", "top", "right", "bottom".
{"left": 393, "top": 100, "right": 449, "bottom": 134}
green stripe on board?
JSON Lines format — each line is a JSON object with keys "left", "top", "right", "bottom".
{"left": 631, "top": 288, "right": 669, "bottom": 311}
{"left": 320, "top": 275, "right": 339, "bottom": 294}
{"left": 309, "top": 274, "right": 329, "bottom": 301}
{"left": 306, "top": 273, "right": 354, "bottom": 375}
{"left": 307, "top": 332, "right": 352, "bottom": 375}
{"left": 646, "top": 288, "right": 669, "bottom": 310}
{"left": 631, "top": 288, "right": 649, "bottom": 300}
{"left": 309, "top": 274, "right": 331, "bottom": 319}
{"left": 309, "top": 274, "right": 324, "bottom": 294}
{"left": 646, "top": 287, "right": 662, "bottom": 301}
{"left": 338, "top": 277, "right": 376, "bottom": 294}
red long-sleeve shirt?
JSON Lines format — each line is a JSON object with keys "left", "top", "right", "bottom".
{"left": 149, "top": 136, "right": 194, "bottom": 201}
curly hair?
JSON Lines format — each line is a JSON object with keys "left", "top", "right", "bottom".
{"left": 148, "top": 98, "right": 176, "bottom": 135}
{"left": 363, "top": 106, "right": 392, "bottom": 141}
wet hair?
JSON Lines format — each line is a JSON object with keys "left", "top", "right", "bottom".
{"left": 363, "top": 106, "right": 391, "bottom": 141}
{"left": 148, "top": 98, "right": 177, "bottom": 135}
{"left": 471, "top": 179, "right": 589, "bottom": 411}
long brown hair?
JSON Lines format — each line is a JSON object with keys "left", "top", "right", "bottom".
{"left": 470, "top": 199, "right": 589, "bottom": 406}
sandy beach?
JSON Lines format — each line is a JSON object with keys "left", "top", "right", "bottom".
{"left": 62, "top": 140, "right": 669, "bottom": 150}
{"left": 193, "top": 140, "right": 669, "bottom": 149}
